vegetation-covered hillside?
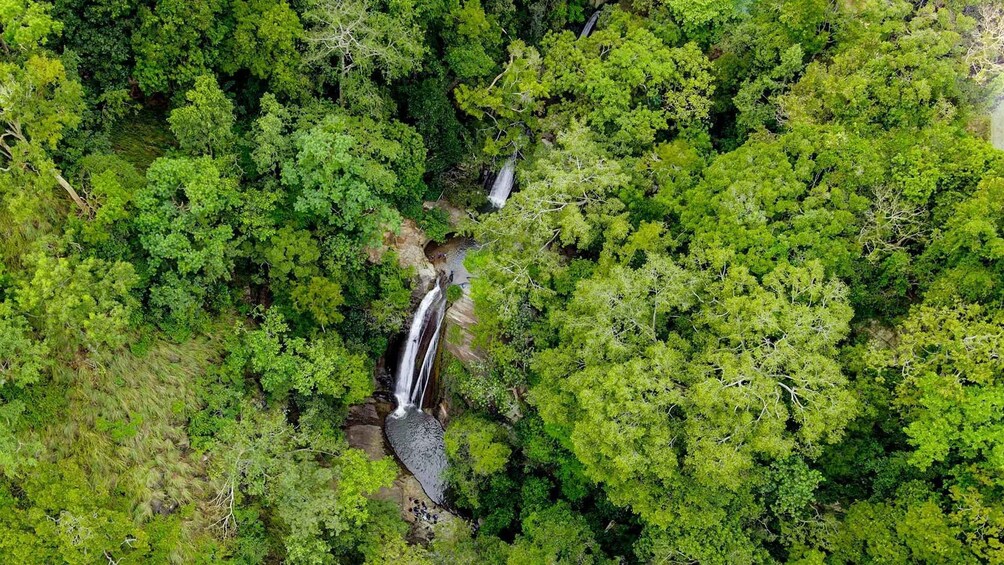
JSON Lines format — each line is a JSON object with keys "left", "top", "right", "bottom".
{"left": 1, "top": 0, "right": 1004, "bottom": 562}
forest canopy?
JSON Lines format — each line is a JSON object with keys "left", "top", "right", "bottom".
{"left": 2, "top": 0, "right": 1004, "bottom": 563}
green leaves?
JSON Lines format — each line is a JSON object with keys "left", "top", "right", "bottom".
{"left": 243, "top": 308, "right": 370, "bottom": 402}
{"left": 508, "top": 503, "right": 607, "bottom": 565}
{"left": 131, "top": 0, "right": 230, "bottom": 94}
{"left": 923, "top": 176, "right": 1004, "bottom": 303}
{"left": 212, "top": 405, "right": 396, "bottom": 563}
{"left": 136, "top": 156, "right": 241, "bottom": 327}
{"left": 528, "top": 254, "right": 854, "bottom": 556}
{"left": 0, "top": 0, "right": 62, "bottom": 51}
{"left": 222, "top": 0, "right": 304, "bottom": 94}
{"left": 544, "top": 10, "right": 715, "bottom": 152}
{"left": 456, "top": 6, "right": 716, "bottom": 157}
{"left": 17, "top": 250, "right": 137, "bottom": 354}
{"left": 283, "top": 112, "right": 425, "bottom": 242}
{"left": 455, "top": 39, "right": 548, "bottom": 157}
{"left": 869, "top": 302, "right": 1004, "bottom": 480}
{"left": 0, "top": 301, "right": 47, "bottom": 387}
{"left": 168, "top": 75, "right": 236, "bottom": 158}
{"left": 780, "top": 1, "right": 970, "bottom": 132}
{"left": 0, "top": 52, "right": 84, "bottom": 211}
{"left": 304, "top": 0, "right": 425, "bottom": 110}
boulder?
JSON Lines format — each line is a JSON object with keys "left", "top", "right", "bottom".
{"left": 366, "top": 218, "right": 437, "bottom": 295}
{"left": 346, "top": 424, "right": 387, "bottom": 461}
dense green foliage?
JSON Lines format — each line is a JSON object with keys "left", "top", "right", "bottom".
{"left": 2, "top": 0, "right": 1004, "bottom": 562}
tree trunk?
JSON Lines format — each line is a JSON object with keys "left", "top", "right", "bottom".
{"left": 52, "top": 170, "right": 91, "bottom": 215}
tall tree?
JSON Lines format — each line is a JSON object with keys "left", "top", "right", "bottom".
{"left": 0, "top": 0, "right": 87, "bottom": 213}
{"left": 304, "top": 0, "right": 425, "bottom": 110}
{"left": 135, "top": 156, "right": 241, "bottom": 328}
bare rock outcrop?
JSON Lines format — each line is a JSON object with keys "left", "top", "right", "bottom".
{"left": 367, "top": 218, "right": 437, "bottom": 296}
{"left": 443, "top": 296, "right": 485, "bottom": 366}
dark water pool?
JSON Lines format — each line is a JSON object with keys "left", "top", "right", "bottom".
{"left": 385, "top": 407, "right": 447, "bottom": 504}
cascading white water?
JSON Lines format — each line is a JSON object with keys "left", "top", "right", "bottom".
{"left": 488, "top": 156, "right": 517, "bottom": 208}
{"left": 414, "top": 308, "right": 445, "bottom": 411}
{"left": 386, "top": 282, "right": 450, "bottom": 503}
{"left": 580, "top": 10, "right": 601, "bottom": 38}
{"left": 392, "top": 284, "right": 447, "bottom": 417}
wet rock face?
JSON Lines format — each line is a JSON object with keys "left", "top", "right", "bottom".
{"left": 425, "top": 237, "right": 486, "bottom": 366}
{"left": 443, "top": 296, "right": 485, "bottom": 365}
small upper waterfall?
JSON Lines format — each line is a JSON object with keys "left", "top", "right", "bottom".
{"left": 393, "top": 284, "right": 447, "bottom": 416}
{"left": 580, "top": 10, "right": 601, "bottom": 38}
{"left": 488, "top": 156, "right": 517, "bottom": 208}
{"left": 483, "top": 12, "right": 599, "bottom": 208}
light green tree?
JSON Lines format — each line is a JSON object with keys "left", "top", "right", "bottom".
{"left": 135, "top": 156, "right": 241, "bottom": 327}
{"left": 168, "top": 75, "right": 236, "bottom": 158}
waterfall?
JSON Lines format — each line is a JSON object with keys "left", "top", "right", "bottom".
{"left": 392, "top": 284, "right": 447, "bottom": 417}
{"left": 386, "top": 282, "right": 450, "bottom": 503}
{"left": 488, "top": 156, "right": 517, "bottom": 208}
{"left": 580, "top": 10, "right": 601, "bottom": 38}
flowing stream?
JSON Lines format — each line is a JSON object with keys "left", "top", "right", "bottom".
{"left": 385, "top": 12, "right": 600, "bottom": 504}
{"left": 392, "top": 284, "right": 447, "bottom": 416}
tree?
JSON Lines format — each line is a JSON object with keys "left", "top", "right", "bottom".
{"left": 471, "top": 123, "right": 629, "bottom": 323}
{"left": 221, "top": 0, "right": 305, "bottom": 95}
{"left": 868, "top": 302, "right": 1004, "bottom": 482}
{"left": 303, "top": 0, "right": 425, "bottom": 109}
{"left": 661, "top": 0, "right": 739, "bottom": 32}
{"left": 282, "top": 111, "right": 425, "bottom": 244}
{"left": 0, "top": 461, "right": 165, "bottom": 563}
{"left": 70, "top": 153, "right": 144, "bottom": 250}
{"left": 16, "top": 247, "right": 137, "bottom": 353}
{"left": 780, "top": 2, "right": 971, "bottom": 132}
{"left": 714, "top": 0, "right": 832, "bottom": 142}
{"left": 211, "top": 405, "right": 397, "bottom": 563}
{"left": 168, "top": 75, "right": 236, "bottom": 158}
{"left": 531, "top": 255, "right": 855, "bottom": 560}
{"left": 679, "top": 125, "right": 874, "bottom": 279}
{"left": 964, "top": 3, "right": 1004, "bottom": 91}
{"left": 0, "top": 301, "right": 48, "bottom": 387}
{"left": 0, "top": 1, "right": 87, "bottom": 213}
{"left": 455, "top": 40, "right": 548, "bottom": 157}
{"left": 508, "top": 503, "right": 607, "bottom": 564}
{"left": 441, "top": 0, "right": 502, "bottom": 80}
{"left": 243, "top": 308, "right": 370, "bottom": 402}
{"left": 131, "top": 0, "right": 230, "bottom": 94}
{"left": 445, "top": 413, "right": 512, "bottom": 508}
{"left": 135, "top": 156, "right": 241, "bottom": 327}
{"left": 921, "top": 177, "right": 1004, "bottom": 304}
{"left": 542, "top": 7, "right": 715, "bottom": 153}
